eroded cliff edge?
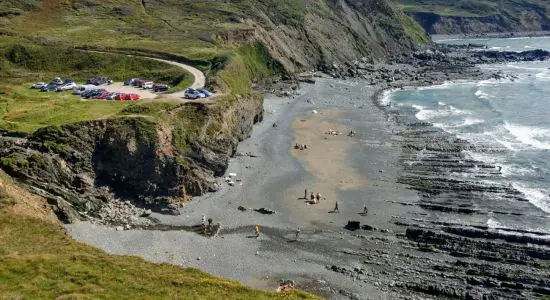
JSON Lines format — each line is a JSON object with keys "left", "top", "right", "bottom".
{"left": 0, "top": 96, "right": 263, "bottom": 222}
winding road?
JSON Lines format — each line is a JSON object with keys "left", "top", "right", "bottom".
{"left": 81, "top": 50, "right": 206, "bottom": 100}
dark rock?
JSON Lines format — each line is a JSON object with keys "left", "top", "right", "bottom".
{"left": 345, "top": 221, "right": 361, "bottom": 231}
{"left": 254, "top": 208, "right": 276, "bottom": 215}
{"left": 112, "top": 6, "right": 136, "bottom": 16}
{"left": 237, "top": 206, "right": 247, "bottom": 211}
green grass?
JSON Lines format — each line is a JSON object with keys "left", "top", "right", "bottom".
{"left": 0, "top": 209, "right": 317, "bottom": 299}
{"left": 0, "top": 84, "right": 134, "bottom": 133}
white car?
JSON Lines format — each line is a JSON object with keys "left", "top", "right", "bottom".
{"left": 56, "top": 82, "right": 77, "bottom": 92}
{"left": 143, "top": 81, "right": 154, "bottom": 89}
{"left": 32, "top": 82, "right": 47, "bottom": 89}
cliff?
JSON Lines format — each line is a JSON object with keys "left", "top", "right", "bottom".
{"left": 399, "top": 0, "right": 550, "bottom": 34}
{"left": 0, "top": 96, "right": 263, "bottom": 222}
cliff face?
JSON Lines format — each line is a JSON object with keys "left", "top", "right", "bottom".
{"left": 0, "top": 97, "right": 263, "bottom": 221}
{"left": 241, "top": 0, "right": 429, "bottom": 72}
{"left": 401, "top": 0, "right": 550, "bottom": 35}
{"left": 411, "top": 11, "right": 550, "bottom": 34}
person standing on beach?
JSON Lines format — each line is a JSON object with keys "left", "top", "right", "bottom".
{"left": 295, "top": 227, "right": 301, "bottom": 241}
{"left": 363, "top": 204, "right": 368, "bottom": 215}
{"left": 315, "top": 193, "right": 321, "bottom": 202}
{"left": 304, "top": 189, "right": 308, "bottom": 199}
{"left": 310, "top": 192, "right": 315, "bottom": 202}
{"left": 334, "top": 201, "right": 339, "bottom": 213}
{"left": 201, "top": 214, "right": 206, "bottom": 229}
{"left": 255, "top": 225, "right": 260, "bottom": 238}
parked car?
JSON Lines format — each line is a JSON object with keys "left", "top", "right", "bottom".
{"left": 52, "top": 77, "right": 63, "bottom": 85}
{"left": 31, "top": 82, "right": 47, "bottom": 89}
{"left": 114, "top": 93, "right": 127, "bottom": 101}
{"left": 153, "top": 84, "right": 169, "bottom": 92}
{"left": 82, "top": 89, "right": 106, "bottom": 99}
{"left": 184, "top": 88, "right": 205, "bottom": 99}
{"left": 124, "top": 78, "right": 138, "bottom": 86}
{"left": 73, "top": 84, "right": 97, "bottom": 95}
{"left": 56, "top": 82, "right": 77, "bottom": 92}
{"left": 87, "top": 76, "right": 109, "bottom": 86}
{"left": 136, "top": 79, "right": 150, "bottom": 88}
{"left": 95, "top": 91, "right": 111, "bottom": 99}
{"left": 142, "top": 81, "right": 154, "bottom": 89}
{"left": 127, "top": 93, "right": 141, "bottom": 100}
{"left": 197, "top": 88, "right": 213, "bottom": 97}
{"left": 106, "top": 92, "right": 118, "bottom": 100}
{"left": 64, "top": 78, "right": 74, "bottom": 84}
{"left": 40, "top": 84, "right": 59, "bottom": 92}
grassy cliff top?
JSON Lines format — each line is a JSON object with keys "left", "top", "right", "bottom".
{"left": 0, "top": 171, "right": 317, "bottom": 299}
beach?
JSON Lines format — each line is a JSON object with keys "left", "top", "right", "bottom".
{"left": 66, "top": 73, "right": 550, "bottom": 299}
{"left": 67, "top": 78, "right": 422, "bottom": 299}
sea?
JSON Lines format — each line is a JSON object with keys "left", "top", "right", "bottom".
{"left": 384, "top": 36, "right": 550, "bottom": 233}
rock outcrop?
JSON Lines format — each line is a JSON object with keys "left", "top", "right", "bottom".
{"left": 0, "top": 96, "right": 263, "bottom": 222}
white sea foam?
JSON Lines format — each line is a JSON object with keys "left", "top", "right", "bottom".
{"left": 378, "top": 88, "right": 396, "bottom": 106}
{"left": 413, "top": 104, "right": 471, "bottom": 121}
{"left": 504, "top": 122, "right": 550, "bottom": 150}
{"left": 499, "top": 164, "right": 535, "bottom": 177}
{"left": 475, "top": 90, "right": 491, "bottom": 100}
{"left": 486, "top": 218, "right": 502, "bottom": 229}
{"left": 438, "top": 101, "right": 446, "bottom": 106}
{"left": 513, "top": 183, "right": 550, "bottom": 214}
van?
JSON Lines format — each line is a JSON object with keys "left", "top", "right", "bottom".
{"left": 72, "top": 84, "right": 97, "bottom": 95}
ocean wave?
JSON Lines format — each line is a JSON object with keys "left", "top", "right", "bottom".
{"left": 535, "top": 71, "right": 550, "bottom": 80}
{"left": 475, "top": 89, "right": 492, "bottom": 100}
{"left": 499, "top": 164, "right": 536, "bottom": 177}
{"left": 513, "top": 183, "right": 550, "bottom": 214}
{"left": 413, "top": 104, "right": 471, "bottom": 121}
{"left": 486, "top": 218, "right": 502, "bottom": 229}
{"left": 435, "top": 118, "right": 485, "bottom": 131}
{"left": 377, "top": 88, "right": 397, "bottom": 106}
{"left": 504, "top": 122, "right": 550, "bottom": 150}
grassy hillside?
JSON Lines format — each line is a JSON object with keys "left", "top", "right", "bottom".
{"left": 396, "top": 0, "right": 550, "bottom": 33}
{"left": 0, "top": 172, "right": 317, "bottom": 299}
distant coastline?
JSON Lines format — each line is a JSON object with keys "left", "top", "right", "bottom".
{"left": 432, "top": 31, "right": 550, "bottom": 42}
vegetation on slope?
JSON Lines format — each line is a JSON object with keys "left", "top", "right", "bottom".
{"left": 0, "top": 172, "right": 317, "bottom": 299}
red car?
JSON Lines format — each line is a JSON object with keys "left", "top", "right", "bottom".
{"left": 115, "top": 93, "right": 127, "bottom": 101}
{"left": 124, "top": 93, "right": 140, "bottom": 101}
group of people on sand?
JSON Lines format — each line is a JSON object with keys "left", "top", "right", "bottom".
{"left": 200, "top": 214, "right": 217, "bottom": 235}
{"left": 294, "top": 143, "right": 308, "bottom": 150}
{"left": 304, "top": 189, "right": 324, "bottom": 204}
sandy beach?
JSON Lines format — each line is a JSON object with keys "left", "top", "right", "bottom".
{"left": 66, "top": 78, "right": 426, "bottom": 299}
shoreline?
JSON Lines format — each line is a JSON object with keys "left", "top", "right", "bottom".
{"left": 66, "top": 44, "right": 550, "bottom": 299}
{"left": 67, "top": 78, "right": 420, "bottom": 299}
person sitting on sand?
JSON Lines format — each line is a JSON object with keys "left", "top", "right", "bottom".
{"left": 304, "top": 144, "right": 308, "bottom": 149}
{"left": 310, "top": 192, "right": 315, "bottom": 202}
{"left": 363, "top": 204, "right": 368, "bottom": 215}
{"left": 295, "top": 143, "right": 300, "bottom": 149}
